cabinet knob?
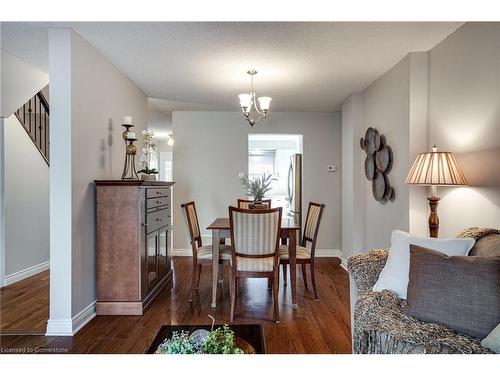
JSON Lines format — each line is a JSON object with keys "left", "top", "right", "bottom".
{"left": 156, "top": 200, "right": 161, "bottom": 204}
{"left": 156, "top": 191, "right": 161, "bottom": 195}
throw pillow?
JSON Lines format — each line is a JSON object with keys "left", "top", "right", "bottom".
{"left": 482, "top": 323, "right": 500, "bottom": 353}
{"left": 406, "top": 245, "right": 500, "bottom": 340}
{"left": 469, "top": 234, "right": 500, "bottom": 257}
{"left": 373, "top": 230, "right": 475, "bottom": 299}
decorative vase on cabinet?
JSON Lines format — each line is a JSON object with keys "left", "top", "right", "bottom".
{"left": 94, "top": 180, "right": 174, "bottom": 315}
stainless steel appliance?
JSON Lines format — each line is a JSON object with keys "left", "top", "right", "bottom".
{"left": 287, "top": 153, "right": 302, "bottom": 231}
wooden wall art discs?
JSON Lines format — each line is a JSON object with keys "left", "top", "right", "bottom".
{"left": 360, "top": 127, "right": 395, "bottom": 203}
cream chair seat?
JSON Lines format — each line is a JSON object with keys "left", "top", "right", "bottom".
{"left": 279, "top": 245, "right": 311, "bottom": 260}
{"left": 196, "top": 245, "right": 232, "bottom": 260}
{"left": 234, "top": 256, "right": 275, "bottom": 272}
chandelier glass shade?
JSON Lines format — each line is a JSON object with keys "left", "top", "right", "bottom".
{"left": 238, "top": 70, "right": 272, "bottom": 126}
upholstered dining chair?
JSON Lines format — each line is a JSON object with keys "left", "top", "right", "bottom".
{"left": 181, "top": 201, "right": 232, "bottom": 301}
{"left": 229, "top": 206, "right": 282, "bottom": 323}
{"left": 280, "top": 202, "right": 325, "bottom": 300}
{"left": 237, "top": 198, "right": 272, "bottom": 209}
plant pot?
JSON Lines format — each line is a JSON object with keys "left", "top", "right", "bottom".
{"left": 249, "top": 201, "right": 267, "bottom": 209}
{"left": 141, "top": 174, "right": 157, "bottom": 181}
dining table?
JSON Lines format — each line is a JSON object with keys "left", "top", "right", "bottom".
{"left": 207, "top": 216, "right": 301, "bottom": 308}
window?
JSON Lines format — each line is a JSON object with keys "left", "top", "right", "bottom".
{"left": 248, "top": 150, "right": 276, "bottom": 178}
{"left": 159, "top": 151, "right": 173, "bottom": 182}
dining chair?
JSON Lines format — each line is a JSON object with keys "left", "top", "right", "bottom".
{"left": 237, "top": 198, "right": 272, "bottom": 209}
{"left": 181, "top": 201, "right": 232, "bottom": 301}
{"left": 280, "top": 202, "right": 325, "bottom": 300}
{"left": 229, "top": 206, "right": 282, "bottom": 323}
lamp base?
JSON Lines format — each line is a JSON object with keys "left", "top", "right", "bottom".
{"left": 427, "top": 196, "right": 440, "bottom": 238}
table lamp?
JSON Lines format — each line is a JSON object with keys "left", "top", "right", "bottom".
{"left": 405, "top": 145, "right": 468, "bottom": 238}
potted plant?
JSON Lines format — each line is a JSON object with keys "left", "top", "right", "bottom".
{"left": 239, "top": 173, "right": 275, "bottom": 207}
{"left": 139, "top": 130, "right": 158, "bottom": 181}
{"left": 137, "top": 167, "right": 158, "bottom": 181}
{"left": 155, "top": 325, "right": 245, "bottom": 354}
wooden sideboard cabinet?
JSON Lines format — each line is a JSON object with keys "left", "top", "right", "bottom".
{"left": 94, "top": 180, "right": 175, "bottom": 315}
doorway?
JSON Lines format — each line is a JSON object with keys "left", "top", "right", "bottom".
{"left": 248, "top": 134, "right": 303, "bottom": 212}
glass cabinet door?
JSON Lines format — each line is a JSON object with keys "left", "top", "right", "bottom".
{"left": 146, "top": 231, "right": 159, "bottom": 290}
{"left": 158, "top": 226, "right": 169, "bottom": 279}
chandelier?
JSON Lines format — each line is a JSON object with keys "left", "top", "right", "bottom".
{"left": 238, "top": 70, "right": 272, "bottom": 127}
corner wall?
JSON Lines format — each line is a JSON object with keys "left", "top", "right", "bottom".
{"left": 47, "top": 28, "right": 148, "bottom": 335}
{"left": 341, "top": 22, "right": 500, "bottom": 253}
{"left": 341, "top": 52, "right": 429, "bottom": 252}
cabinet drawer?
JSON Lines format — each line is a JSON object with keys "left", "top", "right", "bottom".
{"left": 146, "top": 196, "right": 169, "bottom": 210}
{"left": 146, "top": 188, "right": 169, "bottom": 199}
{"left": 145, "top": 209, "right": 169, "bottom": 233}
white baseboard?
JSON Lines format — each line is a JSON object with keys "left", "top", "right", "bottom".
{"left": 173, "top": 248, "right": 343, "bottom": 258}
{"left": 46, "top": 301, "right": 96, "bottom": 336}
{"left": 340, "top": 257, "right": 348, "bottom": 271}
{"left": 315, "top": 249, "right": 343, "bottom": 258}
{"left": 172, "top": 248, "right": 193, "bottom": 256}
{"left": 4, "top": 260, "right": 49, "bottom": 286}
{"left": 72, "top": 300, "right": 96, "bottom": 334}
{"left": 46, "top": 319, "right": 73, "bottom": 336}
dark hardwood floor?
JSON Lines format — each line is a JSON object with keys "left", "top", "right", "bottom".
{"left": 0, "top": 257, "right": 351, "bottom": 354}
{"left": 1, "top": 270, "right": 49, "bottom": 335}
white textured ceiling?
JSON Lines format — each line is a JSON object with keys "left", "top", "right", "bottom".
{"left": 1, "top": 22, "right": 463, "bottom": 111}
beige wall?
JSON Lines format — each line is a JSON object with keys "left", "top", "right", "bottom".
{"left": 427, "top": 22, "right": 500, "bottom": 236}
{"left": 360, "top": 55, "right": 411, "bottom": 249}
{"left": 70, "top": 31, "right": 148, "bottom": 316}
{"left": 172, "top": 111, "right": 341, "bottom": 253}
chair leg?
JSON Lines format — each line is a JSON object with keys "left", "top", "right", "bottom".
{"left": 282, "top": 263, "right": 288, "bottom": 286}
{"left": 195, "top": 264, "right": 202, "bottom": 289}
{"left": 273, "top": 270, "right": 280, "bottom": 323}
{"left": 230, "top": 273, "right": 237, "bottom": 323}
{"left": 301, "top": 263, "right": 308, "bottom": 289}
{"left": 310, "top": 261, "right": 319, "bottom": 300}
{"left": 190, "top": 259, "right": 198, "bottom": 302}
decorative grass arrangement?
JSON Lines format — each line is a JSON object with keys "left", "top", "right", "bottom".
{"left": 239, "top": 173, "right": 275, "bottom": 201}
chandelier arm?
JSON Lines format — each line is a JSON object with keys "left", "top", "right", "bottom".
{"left": 253, "top": 112, "right": 267, "bottom": 125}
{"left": 252, "top": 91, "right": 264, "bottom": 115}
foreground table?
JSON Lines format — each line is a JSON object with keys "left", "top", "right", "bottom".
{"left": 207, "top": 217, "right": 301, "bottom": 308}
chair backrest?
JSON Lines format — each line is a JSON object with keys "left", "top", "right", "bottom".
{"left": 302, "top": 202, "right": 325, "bottom": 253}
{"left": 237, "top": 198, "right": 272, "bottom": 209}
{"left": 229, "top": 206, "right": 282, "bottom": 262}
{"left": 181, "top": 201, "right": 202, "bottom": 250}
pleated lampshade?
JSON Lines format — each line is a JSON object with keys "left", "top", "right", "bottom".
{"left": 405, "top": 146, "right": 469, "bottom": 186}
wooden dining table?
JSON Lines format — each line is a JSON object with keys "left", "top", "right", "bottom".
{"left": 207, "top": 217, "right": 301, "bottom": 309}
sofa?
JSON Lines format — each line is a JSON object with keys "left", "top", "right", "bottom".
{"left": 348, "top": 227, "right": 500, "bottom": 354}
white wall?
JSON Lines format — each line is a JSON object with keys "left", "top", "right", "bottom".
{"left": 172, "top": 111, "right": 341, "bottom": 253}
{"left": 4, "top": 115, "right": 49, "bottom": 282}
{"left": 47, "top": 28, "right": 148, "bottom": 335}
{"left": 427, "top": 22, "right": 500, "bottom": 236}
{"left": 0, "top": 48, "right": 48, "bottom": 118}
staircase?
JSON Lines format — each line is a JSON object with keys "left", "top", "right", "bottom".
{"left": 14, "top": 91, "right": 50, "bottom": 165}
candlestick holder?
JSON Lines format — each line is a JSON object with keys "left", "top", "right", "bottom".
{"left": 121, "top": 123, "right": 139, "bottom": 180}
